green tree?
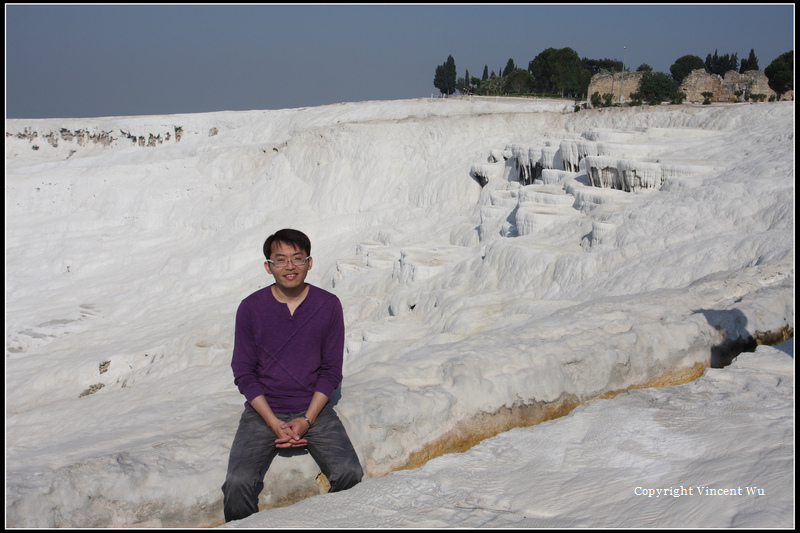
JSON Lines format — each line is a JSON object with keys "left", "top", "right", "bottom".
{"left": 434, "top": 64, "right": 448, "bottom": 95}
{"left": 482, "top": 65, "right": 489, "bottom": 81}
{"left": 739, "top": 49, "right": 759, "bottom": 72}
{"left": 475, "top": 75, "right": 503, "bottom": 96}
{"left": 636, "top": 64, "right": 653, "bottom": 72}
{"left": 670, "top": 55, "right": 705, "bottom": 84}
{"left": 764, "top": 50, "right": 793, "bottom": 99}
{"left": 445, "top": 55, "right": 457, "bottom": 92}
{"left": 529, "top": 48, "right": 558, "bottom": 93}
{"left": 705, "top": 50, "right": 738, "bottom": 76}
{"left": 503, "top": 58, "right": 516, "bottom": 77}
{"left": 551, "top": 48, "right": 586, "bottom": 97}
{"left": 504, "top": 69, "right": 534, "bottom": 94}
{"left": 433, "top": 55, "right": 457, "bottom": 96}
{"left": 638, "top": 71, "right": 679, "bottom": 104}
{"left": 582, "top": 57, "right": 623, "bottom": 74}
{"left": 669, "top": 91, "right": 687, "bottom": 105}
{"left": 530, "top": 47, "right": 585, "bottom": 97}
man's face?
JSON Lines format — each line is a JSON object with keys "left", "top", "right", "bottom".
{"left": 264, "top": 241, "right": 312, "bottom": 292}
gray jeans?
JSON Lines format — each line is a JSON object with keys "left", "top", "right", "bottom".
{"left": 222, "top": 404, "right": 363, "bottom": 522}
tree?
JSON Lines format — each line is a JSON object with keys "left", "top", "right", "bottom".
{"left": 482, "top": 65, "right": 489, "bottom": 81}
{"left": 551, "top": 48, "right": 587, "bottom": 97}
{"left": 582, "top": 58, "right": 623, "bottom": 74}
{"left": 433, "top": 65, "right": 448, "bottom": 95}
{"left": 502, "top": 58, "right": 516, "bottom": 77}
{"left": 638, "top": 71, "right": 679, "bottom": 104}
{"left": 739, "top": 49, "right": 759, "bottom": 72}
{"left": 474, "top": 75, "right": 503, "bottom": 96}
{"left": 461, "top": 69, "right": 473, "bottom": 94}
{"left": 669, "top": 91, "right": 687, "bottom": 105}
{"left": 433, "top": 55, "right": 457, "bottom": 96}
{"left": 764, "top": 50, "right": 793, "bottom": 99}
{"left": 445, "top": 55, "right": 457, "bottom": 92}
{"left": 636, "top": 64, "right": 653, "bottom": 72}
{"left": 504, "top": 69, "right": 534, "bottom": 94}
{"left": 529, "top": 47, "right": 586, "bottom": 97}
{"left": 529, "top": 48, "right": 559, "bottom": 93}
{"left": 705, "top": 50, "right": 738, "bottom": 76}
{"left": 670, "top": 55, "right": 705, "bottom": 84}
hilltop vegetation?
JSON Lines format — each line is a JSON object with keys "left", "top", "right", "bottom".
{"left": 434, "top": 47, "right": 793, "bottom": 101}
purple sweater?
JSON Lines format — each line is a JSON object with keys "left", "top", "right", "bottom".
{"left": 231, "top": 284, "right": 345, "bottom": 413}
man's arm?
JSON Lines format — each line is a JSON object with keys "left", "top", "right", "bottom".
{"left": 231, "top": 301, "right": 269, "bottom": 405}
{"left": 310, "top": 296, "right": 345, "bottom": 400}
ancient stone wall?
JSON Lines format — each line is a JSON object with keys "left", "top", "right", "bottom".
{"left": 679, "top": 69, "right": 784, "bottom": 103}
{"left": 588, "top": 68, "right": 789, "bottom": 106}
{"left": 587, "top": 71, "right": 644, "bottom": 105}
{"left": 679, "top": 69, "right": 727, "bottom": 103}
{"left": 719, "top": 70, "right": 784, "bottom": 100}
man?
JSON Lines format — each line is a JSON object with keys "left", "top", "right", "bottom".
{"left": 222, "top": 228, "right": 362, "bottom": 522}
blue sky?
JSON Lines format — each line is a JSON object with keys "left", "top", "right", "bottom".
{"left": 5, "top": 4, "right": 795, "bottom": 118}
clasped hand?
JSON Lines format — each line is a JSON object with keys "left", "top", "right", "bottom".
{"left": 272, "top": 417, "right": 310, "bottom": 448}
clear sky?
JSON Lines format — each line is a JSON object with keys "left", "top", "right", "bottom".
{"left": 5, "top": 4, "right": 795, "bottom": 119}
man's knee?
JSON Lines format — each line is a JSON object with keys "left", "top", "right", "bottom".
{"left": 327, "top": 455, "right": 363, "bottom": 492}
{"left": 222, "top": 473, "right": 262, "bottom": 522}
{"left": 222, "top": 469, "right": 263, "bottom": 501}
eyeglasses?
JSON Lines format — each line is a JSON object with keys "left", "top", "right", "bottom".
{"left": 267, "top": 256, "right": 311, "bottom": 268}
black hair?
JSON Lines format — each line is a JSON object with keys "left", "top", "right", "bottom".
{"left": 263, "top": 228, "right": 311, "bottom": 260}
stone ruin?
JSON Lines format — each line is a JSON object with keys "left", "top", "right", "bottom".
{"left": 679, "top": 69, "right": 780, "bottom": 103}
{"left": 586, "top": 71, "right": 644, "bottom": 105}
{"left": 587, "top": 68, "right": 790, "bottom": 106}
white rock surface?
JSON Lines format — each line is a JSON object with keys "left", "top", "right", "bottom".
{"left": 5, "top": 99, "right": 794, "bottom": 527}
